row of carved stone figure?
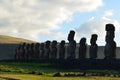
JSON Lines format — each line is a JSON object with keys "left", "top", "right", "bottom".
{"left": 66, "top": 23, "right": 116, "bottom": 59}
{"left": 15, "top": 39, "right": 86, "bottom": 60}
{"left": 15, "top": 23, "right": 116, "bottom": 60}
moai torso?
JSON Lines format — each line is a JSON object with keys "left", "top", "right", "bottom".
{"left": 59, "top": 40, "right": 65, "bottom": 59}
{"left": 50, "top": 40, "right": 57, "bottom": 59}
{"left": 104, "top": 24, "right": 116, "bottom": 59}
{"left": 89, "top": 34, "right": 98, "bottom": 59}
{"left": 79, "top": 38, "right": 87, "bottom": 59}
{"left": 67, "top": 30, "right": 76, "bottom": 59}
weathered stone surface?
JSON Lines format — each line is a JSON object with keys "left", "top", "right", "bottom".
{"left": 50, "top": 40, "right": 57, "bottom": 59}
{"left": 79, "top": 37, "right": 87, "bottom": 59}
{"left": 67, "top": 30, "right": 76, "bottom": 59}
{"left": 104, "top": 24, "right": 116, "bottom": 59}
{"left": 59, "top": 40, "right": 65, "bottom": 59}
{"left": 44, "top": 41, "right": 51, "bottom": 59}
{"left": 89, "top": 34, "right": 98, "bottom": 59}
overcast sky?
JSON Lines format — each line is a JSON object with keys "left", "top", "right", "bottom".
{"left": 0, "top": 0, "right": 120, "bottom": 46}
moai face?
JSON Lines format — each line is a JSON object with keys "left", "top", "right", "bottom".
{"left": 60, "top": 40, "right": 65, "bottom": 46}
{"left": 51, "top": 40, "right": 57, "bottom": 47}
{"left": 40, "top": 43, "right": 44, "bottom": 49}
{"left": 67, "top": 30, "right": 75, "bottom": 42}
{"left": 36, "top": 43, "right": 40, "bottom": 47}
{"left": 105, "top": 24, "right": 115, "bottom": 31}
{"left": 90, "top": 34, "right": 98, "bottom": 45}
{"left": 46, "top": 41, "right": 51, "bottom": 48}
{"left": 80, "top": 38, "right": 86, "bottom": 45}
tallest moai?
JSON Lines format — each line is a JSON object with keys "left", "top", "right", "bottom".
{"left": 67, "top": 30, "right": 76, "bottom": 59}
{"left": 104, "top": 24, "right": 116, "bottom": 59}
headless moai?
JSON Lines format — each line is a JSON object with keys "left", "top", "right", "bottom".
{"left": 44, "top": 41, "right": 51, "bottom": 59}
{"left": 104, "top": 24, "right": 116, "bottom": 59}
{"left": 67, "top": 30, "right": 76, "bottom": 59}
{"left": 50, "top": 40, "right": 57, "bottom": 59}
{"left": 39, "top": 43, "right": 44, "bottom": 60}
{"left": 89, "top": 34, "right": 98, "bottom": 59}
{"left": 79, "top": 38, "right": 87, "bottom": 59}
{"left": 59, "top": 40, "right": 66, "bottom": 59}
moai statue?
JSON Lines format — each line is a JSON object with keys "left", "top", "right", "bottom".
{"left": 26, "top": 43, "right": 31, "bottom": 60}
{"left": 29, "top": 43, "right": 35, "bottom": 60}
{"left": 15, "top": 44, "right": 21, "bottom": 60}
{"left": 79, "top": 37, "right": 87, "bottom": 59}
{"left": 39, "top": 43, "right": 44, "bottom": 60}
{"left": 44, "top": 41, "right": 51, "bottom": 59}
{"left": 50, "top": 40, "right": 57, "bottom": 59}
{"left": 21, "top": 43, "right": 26, "bottom": 60}
{"left": 23, "top": 43, "right": 27, "bottom": 60}
{"left": 89, "top": 34, "right": 98, "bottom": 59}
{"left": 104, "top": 24, "right": 116, "bottom": 59}
{"left": 59, "top": 40, "right": 66, "bottom": 59}
{"left": 18, "top": 44, "right": 23, "bottom": 60}
{"left": 25, "top": 43, "right": 30, "bottom": 60}
{"left": 34, "top": 43, "right": 40, "bottom": 60}
{"left": 67, "top": 30, "right": 76, "bottom": 59}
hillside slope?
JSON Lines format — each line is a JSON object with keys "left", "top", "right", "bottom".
{"left": 0, "top": 35, "right": 36, "bottom": 44}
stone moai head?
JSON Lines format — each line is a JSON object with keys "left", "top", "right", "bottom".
{"left": 26, "top": 43, "right": 30, "bottom": 49}
{"left": 40, "top": 43, "right": 44, "bottom": 49}
{"left": 105, "top": 24, "right": 115, "bottom": 43}
{"left": 60, "top": 40, "right": 65, "bottom": 46}
{"left": 67, "top": 30, "right": 75, "bottom": 42}
{"left": 90, "top": 34, "right": 98, "bottom": 45}
{"left": 79, "top": 37, "right": 86, "bottom": 45}
{"left": 35, "top": 43, "right": 40, "bottom": 48}
{"left": 51, "top": 40, "right": 57, "bottom": 47}
{"left": 105, "top": 24, "right": 115, "bottom": 31}
{"left": 30, "top": 43, "right": 35, "bottom": 49}
{"left": 45, "top": 40, "right": 51, "bottom": 48}
{"left": 22, "top": 42, "right": 26, "bottom": 47}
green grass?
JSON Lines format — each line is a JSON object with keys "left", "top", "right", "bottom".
{"left": 0, "top": 61, "right": 85, "bottom": 74}
{"left": 0, "top": 61, "right": 120, "bottom": 80}
{"left": 0, "top": 61, "right": 120, "bottom": 75}
{"left": 0, "top": 61, "right": 57, "bottom": 74}
{"left": 0, "top": 73, "right": 120, "bottom": 80}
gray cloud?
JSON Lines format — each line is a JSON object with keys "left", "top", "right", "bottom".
{"left": 75, "top": 16, "right": 120, "bottom": 45}
{"left": 0, "top": 0, "right": 103, "bottom": 41}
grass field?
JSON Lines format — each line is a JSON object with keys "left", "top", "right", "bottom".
{"left": 0, "top": 73, "right": 120, "bottom": 80}
{"left": 0, "top": 61, "right": 120, "bottom": 80}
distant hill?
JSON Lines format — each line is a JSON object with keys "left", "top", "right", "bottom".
{"left": 0, "top": 35, "right": 37, "bottom": 44}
